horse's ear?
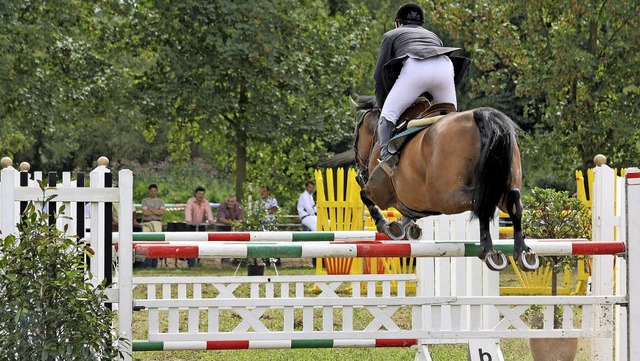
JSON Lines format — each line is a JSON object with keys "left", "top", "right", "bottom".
{"left": 349, "top": 96, "right": 359, "bottom": 111}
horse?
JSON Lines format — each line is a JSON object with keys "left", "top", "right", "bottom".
{"left": 353, "top": 96, "right": 538, "bottom": 271}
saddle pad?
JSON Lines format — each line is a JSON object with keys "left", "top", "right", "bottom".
{"left": 407, "top": 114, "right": 444, "bottom": 128}
{"left": 388, "top": 125, "right": 426, "bottom": 154}
{"left": 388, "top": 115, "right": 444, "bottom": 154}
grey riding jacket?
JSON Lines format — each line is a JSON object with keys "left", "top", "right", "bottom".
{"left": 374, "top": 24, "right": 459, "bottom": 107}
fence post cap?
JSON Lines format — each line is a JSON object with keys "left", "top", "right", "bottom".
{"left": 19, "top": 162, "right": 30, "bottom": 171}
{"left": 97, "top": 156, "right": 110, "bottom": 167}
{"left": 1, "top": 157, "right": 13, "bottom": 168}
{"left": 594, "top": 154, "right": 607, "bottom": 166}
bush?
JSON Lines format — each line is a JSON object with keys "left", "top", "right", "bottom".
{"left": 523, "top": 187, "right": 591, "bottom": 242}
{"left": 522, "top": 187, "right": 591, "bottom": 327}
{"left": 0, "top": 196, "right": 123, "bottom": 360}
{"left": 233, "top": 197, "right": 278, "bottom": 266}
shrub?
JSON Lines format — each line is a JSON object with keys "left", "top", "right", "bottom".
{"left": 522, "top": 187, "right": 591, "bottom": 327}
{"left": 233, "top": 197, "right": 278, "bottom": 266}
{"left": 0, "top": 194, "right": 123, "bottom": 360}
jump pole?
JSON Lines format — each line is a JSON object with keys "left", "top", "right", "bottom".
{"left": 133, "top": 240, "right": 626, "bottom": 259}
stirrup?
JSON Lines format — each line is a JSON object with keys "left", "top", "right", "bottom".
{"left": 367, "top": 157, "right": 396, "bottom": 185}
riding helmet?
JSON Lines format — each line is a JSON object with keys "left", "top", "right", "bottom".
{"left": 395, "top": 3, "right": 425, "bottom": 24}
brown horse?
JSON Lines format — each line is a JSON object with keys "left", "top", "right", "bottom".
{"left": 353, "top": 96, "right": 538, "bottom": 271}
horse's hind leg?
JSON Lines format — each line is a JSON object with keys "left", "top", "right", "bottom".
{"left": 478, "top": 217, "right": 508, "bottom": 271}
{"left": 400, "top": 217, "right": 421, "bottom": 240}
{"left": 506, "top": 189, "right": 539, "bottom": 271}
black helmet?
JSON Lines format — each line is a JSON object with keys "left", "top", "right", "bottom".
{"left": 395, "top": 3, "right": 424, "bottom": 24}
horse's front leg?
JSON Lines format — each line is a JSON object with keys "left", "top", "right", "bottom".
{"left": 356, "top": 172, "right": 403, "bottom": 239}
{"left": 356, "top": 172, "right": 387, "bottom": 232}
{"left": 506, "top": 189, "right": 539, "bottom": 271}
{"left": 360, "top": 189, "right": 388, "bottom": 232}
{"left": 478, "top": 217, "right": 508, "bottom": 271}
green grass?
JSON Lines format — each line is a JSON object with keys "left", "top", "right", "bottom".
{"left": 129, "top": 264, "right": 595, "bottom": 361}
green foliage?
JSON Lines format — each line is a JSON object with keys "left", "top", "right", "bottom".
{"left": 522, "top": 187, "right": 591, "bottom": 328}
{"left": 428, "top": 0, "right": 640, "bottom": 187}
{"left": 523, "top": 186, "right": 590, "bottom": 273}
{"left": 0, "top": 196, "right": 122, "bottom": 360}
{"left": 117, "top": 158, "right": 234, "bottom": 205}
{"left": 134, "top": 1, "right": 371, "bottom": 200}
{"left": 233, "top": 198, "right": 277, "bottom": 265}
{"left": 0, "top": 0, "right": 147, "bottom": 170}
{"left": 233, "top": 200, "right": 278, "bottom": 233}
{"left": 523, "top": 187, "right": 591, "bottom": 240}
{"left": 6, "top": 0, "right": 640, "bottom": 207}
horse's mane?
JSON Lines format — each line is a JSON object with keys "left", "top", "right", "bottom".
{"left": 355, "top": 95, "right": 378, "bottom": 111}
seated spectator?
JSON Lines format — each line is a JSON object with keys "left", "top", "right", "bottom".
{"left": 260, "top": 185, "right": 279, "bottom": 225}
{"left": 185, "top": 186, "right": 215, "bottom": 267}
{"left": 141, "top": 184, "right": 165, "bottom": 268}
{"left": 216, "top": 194, "right": 244, "bottom": 266}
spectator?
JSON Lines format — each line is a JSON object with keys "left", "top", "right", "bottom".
{"left": 216, "top": 194, "right": 244, "bottom": 267}
{"left": 141, "top": 184, "right": 165, "bottom": 268}
{"left": 297, "top": 181, "right": 317, "bottom": 232}
{"left": 259, "top": 185, "right": 279, "bottom": 225}
{"left": 185, "top": 186, "right": 215, "bottom": 267}
{"left": 259, "top": 185, "right": 280, "bottom": 266}
{"left": 216, "top": 194, "right": 244, "bottom": 228}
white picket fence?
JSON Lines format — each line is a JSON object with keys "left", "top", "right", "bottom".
{"left": 1, "top": 158, "right": 638, "bottom": 361}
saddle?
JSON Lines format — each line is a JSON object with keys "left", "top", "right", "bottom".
{"left": 388, "top": 101, "right": 456, "bottom": 155}
{"left": 364, "top": 99, "right": 456, "bottom": 200}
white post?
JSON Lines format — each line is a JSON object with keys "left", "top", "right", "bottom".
{"left": 616, "top": 173, "right": 628, "bottom": 361}
{"left": 89, "top": 158, "right": 110, "bottom": 282}
{"left": 1, "top": 163, "right": 18, "bottom": 237}
{"left": 625, "top": 168, "right": 640, "bottom": 361}
{"left": 117, "top": 169, "right": 134, "bottom": 361}
{"left": 469, "top": 213, "right": 504, "bottom": 361}
{"left": 591, "top": 164, "right": 616, "bottom": 361}
{"left": 415, "top": 212, "right": 502, "bottom": 361}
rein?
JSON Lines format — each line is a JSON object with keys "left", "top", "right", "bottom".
{"left": 353, "top": 109, "right": 379, "bottom": 172}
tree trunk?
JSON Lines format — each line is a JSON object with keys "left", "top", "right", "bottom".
{"left": 235, "top": 136, "right": 247, "bottom": 202}
{"left": 235, "top": 87, "right": 249, "bottom": 202}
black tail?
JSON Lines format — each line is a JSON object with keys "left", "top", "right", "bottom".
{"left": 471, "top": 107, "right": 518, "bottom": 221}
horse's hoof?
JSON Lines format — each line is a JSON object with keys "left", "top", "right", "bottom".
{"left": 516, "top": 250, "right": 539, "bottom": 272}
{"left": 484, "top": 251, "right": 508, "bottom": 271}
{"left": 404, "top": 222, "right": 422, "bottom": 240}
{"left": 384, "top": 221, "right": 405, "bottom": 240}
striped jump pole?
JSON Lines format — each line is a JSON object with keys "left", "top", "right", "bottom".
{"left": 115, "top": 231, "right": 393, "bottom": 243}
{"left": 133, "top": 239, "right": 626, "bottom": 259}
{"left": 134, "top": 338, "right": 418, "bottom": 351}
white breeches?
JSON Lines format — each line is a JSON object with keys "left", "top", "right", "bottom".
{"left": 381, "top": 55, "right": 457, "bottom": 124}
{"left": 301, "top": 215, "right": 317, "bottom": 231}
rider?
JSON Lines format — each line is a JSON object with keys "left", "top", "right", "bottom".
{"left": 371, "top": 3, "right": 460, "bottom": 182}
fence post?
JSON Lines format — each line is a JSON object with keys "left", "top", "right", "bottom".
{"left": 117, "top": 169, "right": 134, "bottom": 361}
{"left": 591, "top": 164, "right": 617, "bottom": 360}
{"left": 0, "top": 158, "right": 17, "bottom": 237}
{"left": 89, "top": 157, "right": 111, "bottom": 283}
{"left": 626, "top": 168, "right": 640, "bottom": 361}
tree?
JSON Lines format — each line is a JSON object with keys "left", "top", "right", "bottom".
{"left": 135, "top": 1, "right": 370, "bottom": 201}
{"left": 426, "top": 0, "right": 640, "bottom": 188}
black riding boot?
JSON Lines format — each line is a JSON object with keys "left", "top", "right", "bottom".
{"left": 368, "top": 117, "right": 395, "bottom": 184}
{"left": 377, "top": 116, "right": 394, "bottom": 162}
